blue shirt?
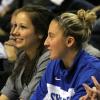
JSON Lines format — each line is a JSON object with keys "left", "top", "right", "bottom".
{"left": 30, "top": 50, "right": 100, "bottom": 100}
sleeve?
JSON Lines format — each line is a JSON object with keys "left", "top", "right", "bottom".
{"left": 20, "top": 51, "right": 50, "bottom": 100}
{"left": 30, "top": 67, "right": 49, "bottom": 100}
{"left": 0, "top": 42, "right": 7, "bottom": 59}
{"left": 1, "top": 75, "right": 19, "bottom": 100}
{"left": 30, "top": 60, "right": 53, "bottom": 100}
{"left": 71, "top": 65, "right": 100, "bottom": 100}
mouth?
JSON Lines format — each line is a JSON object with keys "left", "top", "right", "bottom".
{"left": 9, "top": 35, "right": 16, "bottom": 40}
{"left": 9, "top": 36, "right": 23, "bottom": 41}
{"left": 47, "top": 48, "right": 52, "bottom": 54}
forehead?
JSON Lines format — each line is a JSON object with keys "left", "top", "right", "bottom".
{"left": 48, "top": 20, "right": 64, "bottom": 34}
{"left": 15, "top": 12, "right": 32, "bottom": 24}
{"left": 11, "top": 15, "right": 16, "bottom": 24}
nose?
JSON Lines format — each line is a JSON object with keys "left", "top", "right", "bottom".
{"left": 44, "top": 36, "right": 49, "bottom": 48}
{"left": 10, "top": 26, "right": 15, "bottom": 35}
{"left": 10, "top": 26, "right": 19, "bottom": 36}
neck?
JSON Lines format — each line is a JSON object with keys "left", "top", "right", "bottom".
{"left": 62, "top": 49, "right": 79, "bottom": 69}
{"left": 25, "top": 44, "right": 40, "bottom": 60}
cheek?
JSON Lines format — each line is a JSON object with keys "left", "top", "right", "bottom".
{"left": 50, "top": 40, "right": 62, "bottom": 55}
{"left": 53, "top": 39, "right": 64, "bottom": 49}
{"left": 25, "top": 33, "right": 39, "bottom": 46}
{"left": 25, "top": 35, "right": 34, "bottom": 45}
{"left": 53, "top": 40, "right": 66, "bottom": 56}
{"left": 19, "top": 32, "right": 34, "bottom": 47}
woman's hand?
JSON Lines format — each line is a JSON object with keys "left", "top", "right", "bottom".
{"left": 4, "top": 40, "right": 17, "bottom": 62}
{"left": 80, "top": 76, "right": 100, "bottom": 100}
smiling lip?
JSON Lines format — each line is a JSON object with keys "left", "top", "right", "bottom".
{"left": 9, "top": 36, "right": 23, "bottom": 41}
{"left": 47, "top": 48, "right": 51, "bottom": 51}
{"left": 9, "top": 36, "right": 16, "bottom": 40}
{"left": 48, "top": 49, "right": 52, "bottom": 54}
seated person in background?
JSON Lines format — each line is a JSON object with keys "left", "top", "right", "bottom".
{"left": 0, "top": 13, "right": 18, "bottom": 90}
{"left": 89, "top": 17, "right": 100, "bottom": 51}
{"left": 30, "top": 7, "right": 100, "bottom": 100}
{"left": 84, "top": 6, "right": 100, "bottom": 58}
{"left": 0, "top": 4, "right": 54, "bottom": 100}
{"left": 0, "top": 0, "right": 14, "bottom": 17}
{"left": 0, "top": 0, "right": 19, "bottom": 43}
{"left": 0, "top": 40, "right": 16, "bottom": 90}
{"left": 80, "top": 76, "right": 100, "bottom": 100}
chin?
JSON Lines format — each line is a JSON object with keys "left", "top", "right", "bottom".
{"left": 16, "top": 45, "right": 21, "bottom": 49}
{"left": 15, "top": 44, "right": 23, "bottom": 49}
{"left": 50, "top": 55, "right": 58, "bottom": 60}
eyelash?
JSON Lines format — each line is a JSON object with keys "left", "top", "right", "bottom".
{"left": 49, "top": 33, "right": 54, "bottom": 38}
{"left": 11, "top": 23, "right": 27, "bottom": 30}
{"left": 20, "top": 25, "right": 26, "bottom": 29}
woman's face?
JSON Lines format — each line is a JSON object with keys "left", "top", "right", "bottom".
{"left": 44, "top": 20, "right": 68, "bottom": 60}
{"left": 10, "top": 12, "right": 39, "bottom": 50}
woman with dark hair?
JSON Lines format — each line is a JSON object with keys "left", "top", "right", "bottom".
{"left": 0, "top": 5, "right": 54, "bottom": 100}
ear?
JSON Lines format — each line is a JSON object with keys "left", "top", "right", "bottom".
{"left": 65, "top": 36, "right": 75, "bottom": 47}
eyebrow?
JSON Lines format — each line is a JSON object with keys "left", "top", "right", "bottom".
{"left": 48, "top": 32, "right": 54, "bottom": 34}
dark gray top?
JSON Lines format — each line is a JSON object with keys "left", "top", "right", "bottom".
{"left": 1, "top": 51, "right": 50, "bottom": 100}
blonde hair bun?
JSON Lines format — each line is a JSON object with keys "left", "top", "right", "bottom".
{"left": 77, "top": 9, "right": 96, "bottom": 25}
